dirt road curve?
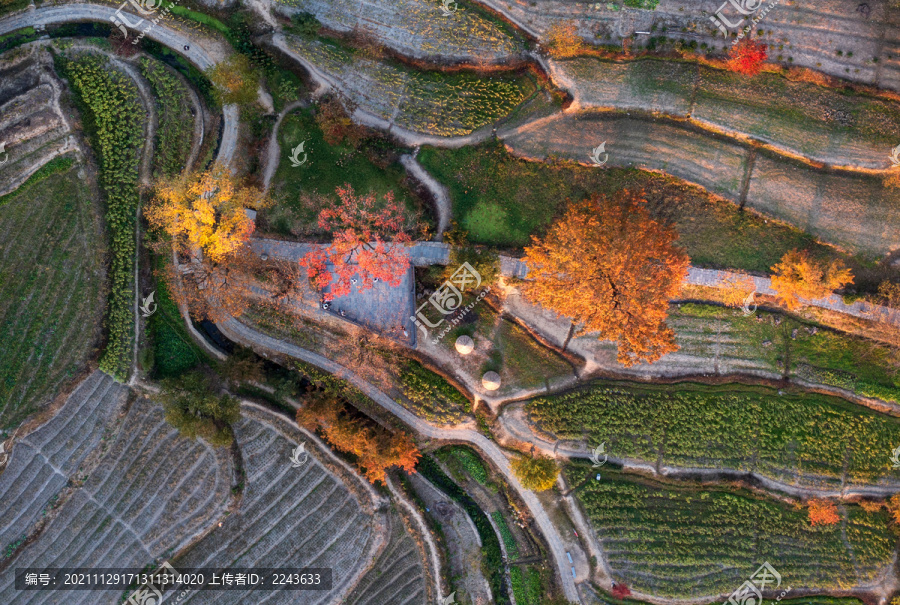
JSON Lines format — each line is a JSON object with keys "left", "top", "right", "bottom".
{"left": 216, "top": 317, "right": 584, "bottom": 604}
{"left": 0, "top": 4, "right": 239, "bottom": 168}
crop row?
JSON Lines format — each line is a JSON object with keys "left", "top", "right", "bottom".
{"left": 572, "top": 467, "right": 895, "bottom": 598}
{"left": 530, "top": 382, "right": 900, "bottom": 487}
{"left": 138, "top": 58, "right": 194, "bottom": 177}
{"left": 56, "top": 53, "right": 144, "bottom": 380}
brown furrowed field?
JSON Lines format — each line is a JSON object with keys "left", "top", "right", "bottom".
{"left": 0, "top": 158, "right": 105, "bottom": 433}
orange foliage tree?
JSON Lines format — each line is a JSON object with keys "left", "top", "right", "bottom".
{"left": 315, "top": 96, "right": 368, "bottom": 148}
{"left": 522, "top": 191, "right": 690, "bottom": 366}
{"left": 301, "top": 185, "right": 416, "bottom": 301}
{"left": 296, "top": 392, "right": 420, "bottom": 483}
{"left": 147, "top": 163, "right": 270, "bottom": 262}
{"left": 770, "top": 249, "right": 853, "bottom": 310}
{"left": 807, "top": 499, "right": 840, "bottom": 526}
{"left": 720, "top": 274, "right": 757, "bottom": 309}
{"left": 888, "top": 495, "right": 900, "bottom": 524}
{"left": 545, "top": 21, "right": 585, "bottom": 58}
{"left": 727, "top": 38, "right": 768, "bottom": 76}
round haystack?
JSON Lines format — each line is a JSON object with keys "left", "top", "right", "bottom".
{"left": 482, "top": 371, "right": 501, "bottom": 391}
{"left": 455, "top": 335, "right": 475, "bottom": 355}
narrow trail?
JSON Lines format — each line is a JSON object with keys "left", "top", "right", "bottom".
{"left": 261, "top": 100, "right": 306, "bottom": 193}
{"left": 400, "top": 150, "right": 451, "bottom": 239}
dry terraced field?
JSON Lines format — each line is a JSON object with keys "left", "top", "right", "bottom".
{"left": 0, "top": 372, "right": 128, "bottom": 553}
{"left": 503, "top": 111, "right": 900, "bottom": 256}
{"left": 275, "top": 0, "right": 524, "bottom": 63}
{"left": 167, "top": 405, "right": 383, "bottom": 605}
{"left": 284, "top": 34, "right": 537, "bottom": 137}
{"left": 0, "top": 394, "right": 233, "bottom": 605}
{"left": 0, "top": 46, "right": 75, "bottom": 196}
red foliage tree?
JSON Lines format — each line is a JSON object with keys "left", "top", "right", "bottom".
{"left": 727, "top": 38, "right": 768, "bottom": 76}
{"left": 612, "top": 583, "right": 632, "bottom": 599}
{"left": 301, "top": 185, "right": 413, "bottom": 301}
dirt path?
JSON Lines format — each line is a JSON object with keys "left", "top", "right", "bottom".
{"left": 261, "top": 100, "right": 306, "bottom": 192}
{"left": 215, "top": 316, "right": 584, "bottom": 604}
{"left": 400, "top": 150, "right": 451, "bottom": 239}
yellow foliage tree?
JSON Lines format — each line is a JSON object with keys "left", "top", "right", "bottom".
{"left": 146, "top": 163, "right": 270, "bottom": 262}
{"left": 206, "top": 54, "right": 258, "bottom": 106}
{"left": 511, "top": 454, "right": 559, "bottom": 491}
{"left": 770, "top": 249, "right": 853, "bottom": 310}
{"left": 522, "top": 191, "right": 690, "bottom": 367}
{"left": 545, "top": 21, "right": 585, "bottom": 58}
{"left": 720, "top": 274, "right": 757, "bottom": 309}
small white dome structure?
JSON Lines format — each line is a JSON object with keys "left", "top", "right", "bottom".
{"left": 482, "top": 371, "right": 501, "bottom": 391}
{"left": 455, "top": 335, "right": 475, "bottom": 355}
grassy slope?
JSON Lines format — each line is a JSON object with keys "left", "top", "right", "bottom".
{"left": 0, "top": 159, "right": 104, "bottom": 431}
{"left": 570, "top": 466, "right": 894, "bottom": 598}
{"left": 416, "top": 142, "right": 839, "bottom": 268}
{"left": 265, "top": 105, "right": 421, "bottom": 235}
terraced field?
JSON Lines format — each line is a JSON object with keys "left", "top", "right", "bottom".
{"left": 571, "top": 467, "right": 896, "bottom": 598}
{"left": 0, "top": 372, "right": 128, "bottom": 553}
{"left": 0, "top": 156, "right": 105, "bottom": 431}
{"left": 282, "top": 34, "right": 538, "bottom": 136}
{"left": 168, "top": 405, "right": 382, "bottom": 604}
{"left": 345, "top": 506, "right": 428, "bottom": 605}
{"left": 275, "top": 0, "right": 524, "bottom": 63}
{"left": 555, "top": 58, "right": 900, "bottom": 169}
{"left": 529, "top": 380, "right": 900, "bottom": 489}
{"left": 503, "top": 112, "right": 900, "bottom": 256}
{"left": 0, "top": 395, "right": 232, "bottom": 604}
{"left": 0, "top": 45, "right": 75, "bottom": 196}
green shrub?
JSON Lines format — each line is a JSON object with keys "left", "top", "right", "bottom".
{"left": 398, "top": 360, "right": 470, "bottom": 424}
{"left": 57, "top": 54, "right": 143, "bottom": 380}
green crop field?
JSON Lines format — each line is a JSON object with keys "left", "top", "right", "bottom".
{"left": 139, "top": 57, "right": 194, "bottom": 177}
{"left": 570, "top": 466, "right": 895, "bottom": 597}
{"left": 530, "top": 377, "right": 900, "bottom": 487}
{"left": 0, "top": 157, "right": 105, "bottom": 431}
{"left": 57, "top": 53, "right": 144, "bottom": 380}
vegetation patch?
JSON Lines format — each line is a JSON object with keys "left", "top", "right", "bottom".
{"left": 284, "top": 34, "right": 538, "bottom": 136}
{"left": 265, "top": 105, "right": 420, "bottom": 236}
{"left": 397, "top": 359, "right": 471, "bottom": 424}
{"left": 145, "top": 253, "right": 202, "bottom": 378}
{"left": 57, "top": 53, "right": 144, "bottom": 379}
{"left": 570, "top": 465, "right": 895, "bottom": 597}
{"left": 0, "top": 162, "right": 104, "bottom": 430}
{"left": 531, "top": 378, "right": 900, "bottom": 487}
{"left": 139, "top": 57, "right": 194, "bottom": 177}
{"left": 417, "top": 142, "right": 851, "bottom": 273}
